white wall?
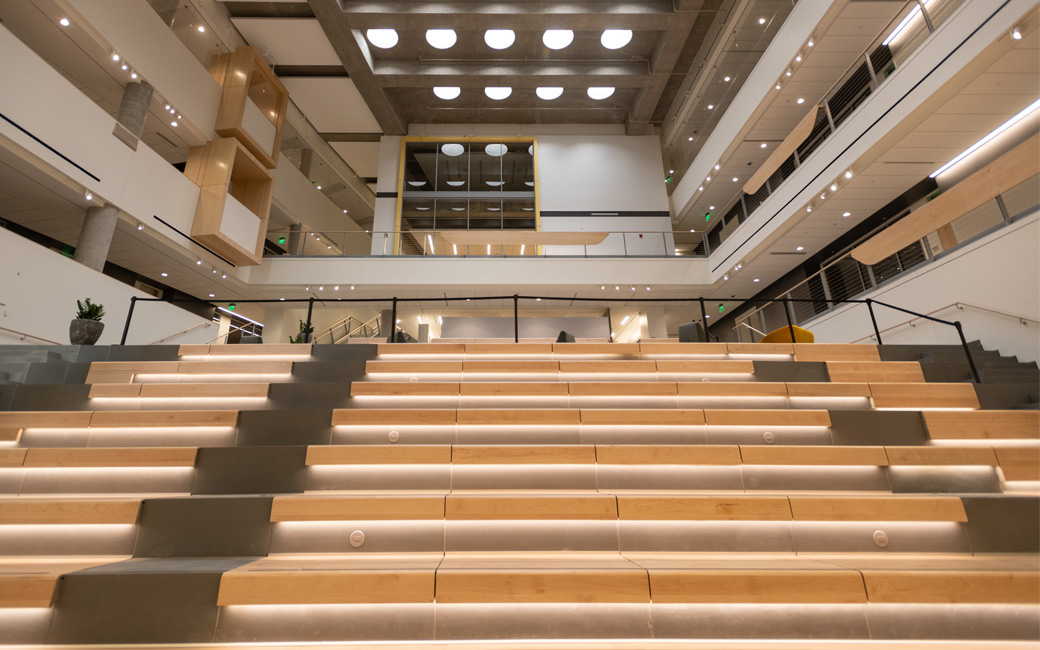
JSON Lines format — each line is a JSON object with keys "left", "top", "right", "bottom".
{"left": 802, "top": 213, "right": 1040, "bottom": 363}
{"left": 0, "top": 227, "right": 213, "bottom": 346}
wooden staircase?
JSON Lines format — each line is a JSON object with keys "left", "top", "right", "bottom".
{"left": 0, "top": 341, "right": 1036, "bottom": 647}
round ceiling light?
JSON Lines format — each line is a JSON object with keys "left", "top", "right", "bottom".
{"left": 425, "top": 29, "right": 457, "bottom": 49}
{"left": 407, "top": 181, "right": 427, "bottom": 187}
{"left": 543, "top": 29, "right": 574, "bottom": 50}
{"left": 486, "top": 181, "right": 505, "bottom": 187}
{"left": 536, "top": 87, "right": 563, "bottom": 100}
{"left": 485, "top": 87, "right": 512, "bottom": 100}
{"left": 366, "top": 29, "right": 398, "bottom": 49}
{"left": 528, "top": 145, "right": 534, "bottom": 156}
{"left": 446, "top": 181, "right": 466, "bottom": 187}
{"left": 485, "top": 29, "right": 515, "bottom": 50}
{"left": 601, "top": 29, "right": 633, "bottom": 49}
{"left": 587, "top": 87, "right": 615, "bottom": 100}
{"left": 485, "top": 143, "right": 508, "bottom": 157}
{"left": 441, "top": 143, "right": 465, "bottom": 157}
{"left": 433, "top": 86, "right": 461, "bottom": 100}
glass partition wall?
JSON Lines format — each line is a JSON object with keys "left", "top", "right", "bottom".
{"left": 397, "top": 138, "right": 538, "bottom": 255}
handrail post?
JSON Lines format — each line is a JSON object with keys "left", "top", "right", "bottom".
{"left": 119, "top": 296, "right": 137, "bottom": 345}
{"left": 513, "top": 294, "right": 519, "bottom": 343}
{"left": 389, "top": 297, "right": 398, "bottom": 343}
{"left": 783, "top": 296, "right": 796, "bottom": 343}
{"left": 955, "top": 321, "right": 981, "bottom": 383}
{"left": 866, "top": 298, "right": 883, "bottom": 345}
{"left": 698, "top": 297, "right": 710, "bottom": 342}
{"left": 304, "top": 298, "right": 315, "bottom": 343}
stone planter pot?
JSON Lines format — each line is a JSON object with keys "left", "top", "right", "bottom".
{"left": 70, "top": 319, "right": 104, "bottom": 345}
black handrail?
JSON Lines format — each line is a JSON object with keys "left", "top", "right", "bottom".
{"left": 119, "top": 293, "right": 982, "bottom": 382}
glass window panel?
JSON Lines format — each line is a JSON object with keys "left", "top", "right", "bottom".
{"left": 503, "top": 199, "right": 536, "bottom": 230}
{"left": 436, "top": 141, "right": 470, "bottom": 191}
{"left": 474, "top": 143, "right": 504, "bottom": 191}
{"left": 470, "top": 199, "right": 503, "bottom": 229}
{"left": 436, "top": 199, "right": 469, "bottom": 230}
{"left": 502, "top": 142, "right": 535, "bottom": 192}
{"left": 403, "top": 142, "right": 437, "bottom": 192}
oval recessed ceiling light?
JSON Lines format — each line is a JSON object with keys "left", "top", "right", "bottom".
{"left": 485, "top": 29, "right": 515, "bottom": 50}
{"left": 486, "top": 181, "right": 505, "bottom": 187}
{"left": 601, "top": 29, "right": 633, "bottom": 49}
{"left": 433, "top": 86, "right": 461, "bottom": 100}
{"left": 522, "top": 207, "right": 534, "bottom": 211}
{"left": 843, "top": 212, "right": 851, "bottom": 217}
{"left": 407, "top": 181, "right": 427, "bottom": 187}
{"left": 446, "top": 181, "right": 466, "bottom": 187}
{"left": 451, "top": 207, "right": 465, "bottom": 211}
{"left": 525, "top": 181, "right": 535, "bottom": 186}
{"left": 425, "top": 29, "right": 457, "bottom": 49}
{"left": 485, "top": 143, "right": 508, "bottom": 157}
{"left": 536, "top": 87, "right": 564, "bottom": 101}
{"left": 587, "top": 87, "right": 615, "bottom": 100}
{"left": 485, "top": 87, "right": 512, "bottom": 100}
{"left": 415, "top": 206, "right": 431, "bottom": 211}
{"left": 528, "top": 145, "right": 534, "bottom": 156}
{"left": 366, "top": 29, "right": 398, "bottom": 49}
{"left": 796, "top": 97, "right": 805, "bottom": 104}
{"left": 543, "top": 29, "right": 574, "bottom": 50}
{"left": 441, "top": 143, "right": 465, "bottom": 156}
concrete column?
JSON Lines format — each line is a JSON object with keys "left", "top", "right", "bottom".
{"left": 73, "top": 204, "right": 119, "bottom": 272}
{"left": 300, "top": 148, "right": 314, "bottom": 178}
{"left": 287, "top": 223, "right": 303, "bottom": 255}
{"left": 112, "top": 81, "right": 154, "bottom": 149}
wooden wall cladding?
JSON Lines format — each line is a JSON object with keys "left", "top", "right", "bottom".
{"left": 208, "top": 46, "right": 288, "bottom": 169}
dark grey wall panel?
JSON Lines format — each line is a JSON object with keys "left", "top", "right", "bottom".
{"left": 193, "top": 447, "right": 309, "bottom": 493}
{"left": 828, "top": 411, "right": 929, "bottom": 446}
{"left": 962, "top": 496, "right": 1040, "bottom": 553}
{"left": 753, "top": 361, "right": 828, "bottom": 382}
{"left": 133, "top": 496, "right": 274, "bottom": 557}
{"left": 235, "top": 409, "right": 332, "bottom": 446}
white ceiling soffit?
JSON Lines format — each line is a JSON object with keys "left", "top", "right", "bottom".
{"left": 281, "top": 77, "right": 382, "bottom": 133}
{"left": 230, "top": 18, "right": 341, "bottom": 66}
{"left": 330, "top": 142, "right": 381, "bottom": 179}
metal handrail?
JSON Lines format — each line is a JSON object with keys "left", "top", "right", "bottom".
{"left": 0, "top": 325, "right": 60, "bottom": 345}
{"left": 734, "top": 322, "right": 767, "bottom": 337}
{"left": 119, "top": 293, "right": 985, "bottom": 382}
{"left": 849, "top": 302, "right": 1040, "bottom": 344}
{"left": 335, "top": 315, "right": 381, "bottom": 344}
{"left": 204, "top": 323, "right": 258, "bottom": 345}
{"left": 147, "top": 321, "right": 213, "bottom": 345}
{"left": 314, "top": 315, "right": 360, "bottom": 344}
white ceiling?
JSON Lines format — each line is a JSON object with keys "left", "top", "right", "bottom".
{"left": 230, "top": 17, "right": 342, "bottom": 66}
{"left": 281, "top": 77, "right": 383, "bottom": 133}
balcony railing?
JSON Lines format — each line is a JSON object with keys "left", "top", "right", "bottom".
{"left": 733, "top": 174, "right": 1039, "bottom": 341}
{"left": 264, "top": 229, "right": 710, "bottom": 258}
{"left": 704, "top": 0, "right": 966, "bottom": 252}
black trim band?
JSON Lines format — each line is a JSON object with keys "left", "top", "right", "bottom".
{"left": 540, "top": 211, "right": 671, "bottom": 217}
{"left": 152, "top": 215, "right": 236, "bottom": 267}
{"left": 376, "top": 192, "right": 398, "bottom": 199}
{"left": 0, "top": 111, "right": 100, "bottom": 182}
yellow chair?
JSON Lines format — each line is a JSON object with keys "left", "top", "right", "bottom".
{"left": 759, "top": 325, "right": 815, "bottom": 344}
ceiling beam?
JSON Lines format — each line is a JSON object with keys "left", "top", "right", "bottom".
{"left": 335, "top": 2, "right": 679, "bottom": 30}
{"left": 372, "top": 61, "right": 652, "bottom": 88}
{"left": 322, "top": 133, "right": 383, "bottom": 142}
{"left": 309, "top": 0, "right": 409, "bottom": 135}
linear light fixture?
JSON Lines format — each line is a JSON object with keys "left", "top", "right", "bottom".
{"left": 929, "top": 97, "right": 1040, "bottom": 178}
{"left": 883, "top": 0, "right": 930, "bottom": 46}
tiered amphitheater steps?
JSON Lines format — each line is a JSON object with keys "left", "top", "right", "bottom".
{"left": 0, "top": 341, "right": 1035, "bottom": 646}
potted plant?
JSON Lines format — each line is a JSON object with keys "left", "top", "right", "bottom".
{"left": 289, "top": 319, "right": 314, "bottom": 343}
{"left": 70, "top": 298, "right": 105, "bottom": 345}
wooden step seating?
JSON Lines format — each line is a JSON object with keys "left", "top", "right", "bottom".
{"left": 216, "top": 552, "right": 1039, "bottom": 606}
{"left": 303, "top": 443, "right": 1035, "bottom": 486}
{"left": 0, "top": 411, "right": 237, "bottom": 432}
{"left": 178, "top": 343, "right": 312, "bottom": 358}
{"left": 89, "top": 383, "right": 269, "bottom": 399}
{"left": 0, "top": 557, "right": 130, "bottom": 608}
{"left": 85, "top": 360, "right": 293, "bottom": 384}
{"left": 351, "top": 381, "right": 979, "bottom": 409}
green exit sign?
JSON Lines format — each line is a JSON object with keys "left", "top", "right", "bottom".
{"left": 705, "top": 212, "right": 711, "bottom": 222}
{"left": 718, "top": 304, "right": 725, "bottom": 313}
{"left": 278, "top": 237, "right": 286, "bottom": 244}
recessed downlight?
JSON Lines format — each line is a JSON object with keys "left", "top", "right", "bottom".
{"left": 441, "top": 143, "right": 465, "bottom": 156}
{"left": 485, "top": 87, "right": 512, "bottom": 100}
{"left": 485, "top": 29, "right": 515, "bottom": 49}
{"left": 59, "top": 17, "right": 70, "bottom": 27}
{"left": 366, "top": 29, "right": 398, "bottom": 49}
{"left": 587, "top": 87, "right": 615, "bottom": 100}
{"left": 797, "top": 97, "right": 805, "bottom": 104}
{"left": 601, "top": 29, "right": 633, "bottom": 49}
{"left": 447, "top": 181, "right": 466, "bottom": 187}
{"left": 536, "top": 87, "right": 564, "bottom": 101}
{"left": 843, "top": 212, "right": 851, "bottom": 217}
{"left": 484, "top": 143, "right": 508, "bottom": 157}
{"left": 425, "top": 29, "right": 457, "bottom": 49}
{"left": 433, "top": 86, "right": 461, "bottom": 100}
{"left": 796, "top": 246, "right": 804, "bottom": 251}
{"left": 407, "top": 181, "right": 427, "bottom": 187}
{"left": 543, "top": 29, "right": 574, "bottom": 50}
